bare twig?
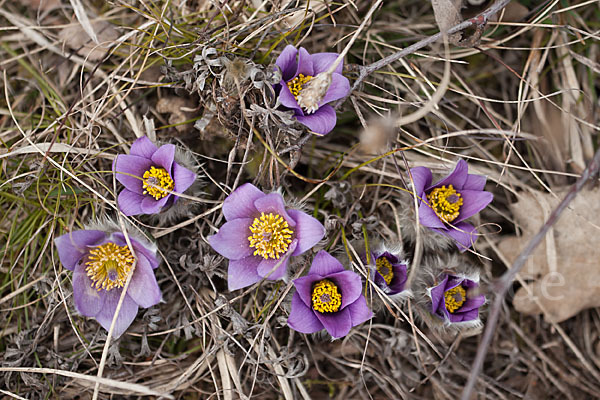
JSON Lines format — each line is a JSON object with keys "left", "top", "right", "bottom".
{"left": 461, "top": 146, "right": 600, "bottom": 400}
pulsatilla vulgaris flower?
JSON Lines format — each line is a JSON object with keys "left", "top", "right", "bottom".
{"left": 113, "top": 136, "right": 196, "bottom": 216}
{"left": 428, "top": 273, "right": 485, "bottom": 324}
{"left": 54, "top": 225, "right": 161, "bottom": 338}
{"left": 369, "top": 249, "right": 409, "bottom": 298}
{"left": 410, "top": 159, "right": 493, "bottom": 251}
{"left": 275, "top": 45, "right": 350, "bottom": 135}
{"left": 208, "top": 183, "right": 325, "bottom": 291}
{"left": 288, "top": 251, "right": 373, "bottom": 339}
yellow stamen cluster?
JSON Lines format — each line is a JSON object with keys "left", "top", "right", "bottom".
{"left": 312, "top": 279, "right": 342, "bottom": 313}
{"left": 427, "top": 185, "right": 463, "bottom": 223}
{"left": 85, "top": 242, "right": 135, "bottom": 291}
{"left": 444, "top": 285, "right": 466, "bottom": 313}
{"left": 376, "top": 257, "right": 394, "bottom": 285}
{"left": 248, "top": 213, "right": 294, "bottom": 259}
{"left": 142, "top": 166, "right": 174, "bottom": 200}
{"left": 286, "top": 74, "right": 313, "bottom": 100}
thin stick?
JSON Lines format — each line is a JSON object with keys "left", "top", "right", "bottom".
{"left": 461, "top": 146, "right": 600, "bottom": 400}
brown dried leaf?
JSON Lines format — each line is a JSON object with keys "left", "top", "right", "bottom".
{"left": 498, "top": 188, "right": 600, "bottom": 322}
{"left": 156, "top": 97, "right": 197, "bottom": 133}
{"left": 431, "top": 0, "right": 463, "bottom": 43}
{"left": 59, "top": 20, "right": 118, "bottom": 61}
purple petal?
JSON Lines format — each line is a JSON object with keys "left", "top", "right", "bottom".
{"left": 455, "top": 308, "right": 479, "bottom": 322}
{"left": 311, "top": 52, "right": 343, "bottom": 75}
{"left": 127, "top": 255, "right": 161, "bottom": 308}
{"left": 456, "top": 190, "right": 493, "bottom": 222}
{"left": 327, "top": 270, "right": 362, "bottom": 310}
{"left": 429, "top": 276, "right": 449, "bottom": 312}
{"left": 140, "top": 194, "right": 170, "bottom": 215}
{"left": 208, "top": 218, "right": 253, "bottom": 260}
{"left": 319, "top": 74, "right": 350, "bottom": 105}
{"left": 130, "top": 136, "right": 158, "bottom": 159}
{"left": 461, "top": 278, "right": 478, "bottom": 290}
{"left": 95, "top": 290, "right": 139, "bottom": 339}
{"left": 388, "top": 264, "right": 408, "bottom": 293}
{"left": 446, "top": 311, "right": 463, "bottom": 322}
{"left": 444, "top": 222, "right": 478, "bottom": 251}
{"left": 114, "top": 154, "right": 152, "bottom": 193}
{"left": 228, "top": 256, "right": 262, "bottom": 291}
{"left": 294, "top": 105, "right": 337, "bottom": 135}
{"left": 429, "top": 159, "right": 468, "bottom": 191}
{"left": 315, "top": 307, "right": 352, "bottom": 339}
{"left": 253, "top": 193, "right": 296, "bottom": 227}
{"left": 257, "top": 240, "right": 297, "bottom": 280}
{"left": 112, "top": 234, "right": 159, "bottom": 270}
{"left": 73, "top": 262, "right": 105, "bottom": 317}
{"left": 309, "top": 250, "right": 344, "bottom": 276}
{"left": 288, "top": 209, "right": 325, "bottom": 256}
{"left": 463, "top": 173, "right": 487, "bottom": 191}
{"left": 150, "top": 144, "right": 175, "bottom": 174}
{"left": 117, "top": 189, "right": 145, "bottom": 216}
{"left": 293, "top": 274, "right": 322, "bottom": 308}
{"left": 278, "top": 82, "right": 303, "bottom": 112}
{"left": 459, "top": 294, "right": 486, "bottom": 313}
{"left": 296, "top": 47, "right": 314, "bottom": 77}
{"left": 346, "top": 296, "right": 373, "bottom": 326}
{"left": 276, "top": 45, "right": 299, "bottom": 82}
{"left": 172, "top": 163, "right": 196, "bottom": 194}
{"left": 418, "top": 199, "right": 446, "bottom": 229}
{"left": 54, "top": 230, "right": 106, "bottom": 271}
{"left": 222, "top": 183, "right": 264, "bottom": 221}
{"left": 130, "top": 239, "right": 159, "bottom": 270}
{"left": 287, "top": 292, "right": 323, "bottom": 334}
{"left": 409, "top": 166, "right": 432, "bottom": 196}
{"left": 445, "top": 276, "right": 464, "bottom": 291}
{"left": 373, "top": 269, "right": 387, "bottom": 289}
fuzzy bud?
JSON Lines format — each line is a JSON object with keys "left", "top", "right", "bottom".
{"left": 296, "top": 72, "right": 332, "bottom": 114}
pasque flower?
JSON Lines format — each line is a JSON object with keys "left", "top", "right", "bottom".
{"left": 275, "top": 45, "right": 350, "bottom": 135}
{"left": 428, "top": 273, "right": 485, "bottom": 324}
{"left": 410, "top": 159, "right": 493, "bottom": 251}
{"left": 113, "top": 136, "right": 196, "bottom": 216}
{"left": 208, "top": 183, "right": 325, "bottom": 291}
{"left": 288, "top": 251, "right": 373, "bottom": 338}
{"left": 368, "top": 249, "right": 408, "bottom": 297}
{"left": 54, "top": 223, "right": 161, "bottom": 338}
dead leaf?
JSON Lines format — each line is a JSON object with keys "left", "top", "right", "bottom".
{"left": 431, "top": 0, "right": 463, "bottom": 44}
{"left": 59, "top": 20, "right": 119, "bottom": 61}
{"left": 156, "top": 97, "right": 198, "bottom": 132}
{"left": 498, "top": 188, "right": 600, "bottom": 322}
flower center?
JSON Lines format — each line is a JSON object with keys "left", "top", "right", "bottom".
{"left": 444, "top": 285, "right": 466, "bottom": 313}
{"left": 287, "top": 74, "right": 313, "bottom": 100}
{"left": 142, "top": 166, "right": 174, "bottom": 200}
{"left": 312, "top": 279, "right": 342, "bottom": 313}
{"left": 85, "top": 242, "right": 135, "bottom": 291}
{"left": 426, "top": 185, "right": 463, "bottom": 223}
{"left": 248, "top": 212, "right": 294, "bottom": 259}
{"left": 375, "top": 256, "right": 394, "bottom": 285}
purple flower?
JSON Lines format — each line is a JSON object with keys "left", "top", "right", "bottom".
{"left": 113, "top": 136, "right": 196, "bottom": 216}
{"left": 208, "top": 183, "right": 325, "bottom": 291}
{"left": 275, "top": 45, "right": 350, "bottom": 135}
{"left": 428, "top": 274, "right": 485, "bottom": 324}
{"left": 54, "top": 227, "right": 161, "bottom": 338}
{"left": 288, "top": 251, "right": 373, "bottom": 338}
{"left": 369, "top": 251, "right": 408, "bottom": 297}
{"left": 410, "top": 159, "right": 493, "bottom": 251}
